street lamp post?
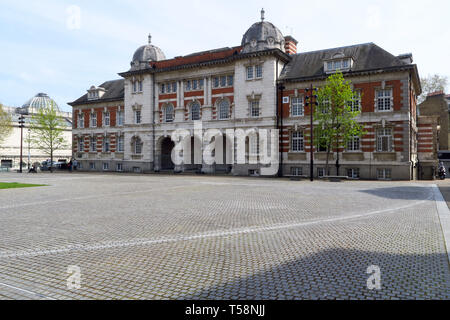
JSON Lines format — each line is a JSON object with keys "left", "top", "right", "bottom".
{"left": 18, "top": 115, "right": 25, "bottom": 173}
{"left": 305, "top": 85, "right": 318, "bottom": 181}
{"left": 27, "top": 129, "right": 31, "bottom": 170}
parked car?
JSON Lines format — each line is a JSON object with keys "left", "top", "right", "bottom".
{"left": 40, "top": 160, "right": 58, "bottom": 171}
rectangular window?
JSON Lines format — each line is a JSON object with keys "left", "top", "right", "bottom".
{"left": 377, "top": 89, "right": 392, "bottom": 111}
{"left": 292, "top": 131, "right": 304, "bottom": 152}
{"left": 186, "top": 80, "right": 191, "bottom": 91}
{"left": 104, "top": 112, "right": 110, "bottom": 126}
{"left": 347, "top": 168, "right": 360, "bottom": 179}
{"left": 377, "top": 128, "right": 392, "bottom": 152}
{"left": 350, "top": 91, "right": 361, "bottom": 112}
{"left": 78, "top": 138, "right": 83, "bottom": 152}
{"left": 103, "top": 137, "right": 110, "bottom": 152}
{"left": 135, "top": 110, "right": 141, "bottom": 124}
{"left": 255, "top": 65, "right": 263, "bottom": 78}
{"left": 249, "top": 136, "right": 259, "bottom": 156}
{"left": 347, "top": 136, "right": 360, "bottom": 151}
{"left": 133, "top": 81, "right": 137, "bottom": 93}
{"left": 192, "top": 79, "right": 198, "bottom": 90}
{"left": 135, "top": 141, "right": 142, "bottom": 154}
{"left": 116, "top": 163, "right": 123, "bottom": 172}
{"left": 334, "top": 60, "right": 341, "bottom": 70}
{"left": 342, "top": 59, "right": 349, "bottom": 69}
{"left": 250, "top": 100, "right": 260, "bottom": 117}
{"left": 172, "top": 82, "right": 177, "bottom": 93}
{"left": 91, "top": 113, "right": 97, "bottom": 127}
{"left": 227, "top": 76, "right": 233, "bottom": 87}
{"left": 118, "top": 111, "right": 124, "bottom": 126}
{"left": 90, "top": 137, "right": 96, "bottom": 152}
{"left": 220, "top": 76, "right": 226, "bottom": 87}
{"left": 78, "top": 113, "right": 84, "bottom": 128}
{"left": 377, "top": 168, "right": 392, "bottom": 180}
{"left": 161, "top": 83, "right": 165, "bottom": 94}
{"left": 246, "top": 66, "right": 254, "bottom": 80}
{"left": 138, "top": 81, "right": 143, "bottom": 92}
{"left": 213, "top": 77, "right": 219, "bottom": 88}
{"left": 199, "top": 79, "right": 204, "bottom": 89}
{"left": 317, "top": 168, "right": 325, "bottom": 177}
{"left": 327, "top": 61, "right": 333, "bottom": 70}
{"left": 291, "top": 97, "right": 304, "bottom": 116}
{"left": 103, "top": 162, "right": 109, "bottom": 171}
{"left": 118, "top": 136, "right": 124, "bottom": 152}
{"left": 90, "top": 162, "right": 95, "bottom": 170}
{"left": 291, "top": 167, "right": 303, "bottom": 176}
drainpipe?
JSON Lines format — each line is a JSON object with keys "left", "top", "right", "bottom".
{"left": 152, "top": 73, "right": 156, "bottom": 171}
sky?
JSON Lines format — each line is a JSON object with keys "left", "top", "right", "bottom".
{"left": 1, "top": 0, "right": 449, "bottom": 112}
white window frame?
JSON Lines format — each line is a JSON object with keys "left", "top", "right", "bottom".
{"left": 191, "top": 102, "right": 201, "bottom": 121}
{"left": 104, "top": 111, "right": 110, "bottom": 127}
{"left": 249, "top": 100, "right": 260, "bottom": 118}
{"left": 164, "top": 104, "right": 174, "bottom": 123}
{"left": 218, "top": 99, "right": 230, "bottom": 120}
{"left": 103, "top": 162, "right": 109, "bottom": 171}
{"left": 116, "top": 163, "right": 123, "bottom": 172}
{"left": 91, "top": 112, "right": 97, "bottom": 128}
{"left": 90, "top": 137, "right": 96, "bottom": 152}
{"left": 376, "top": 89, "right": 393, "bottom": 111}
{"left": 246, "top": 66, "right": 254, "bottom": 80}
{"left": 377, "top": 128, "right": 393, "bottom": 152}
{"left": 78, "top": 137, "right": 83, "bottom": 152}
{"left": 117, "top": 111, "right": 124, "bottom": 126}
{"left": 249, "top": 135, "right": 259, "bottom": 156}
{"left": 103, "top": 137, "right": 110, "bottom": 153}
{"left": 291, "top": 97, "right": 304, "bottom": 117}
{"left": 291, "top": 131, "right": 304, "bottom": 152}
{"left": 350, "top": 91, "right": 361, "bottom": 112}
{"left": 255, "top": 65, "right": 263, "bottom": 79}
{"left": 78, "top": 113, "right": 84, "bottom": 128}
{"left": 118, "top": 136, "right": 124, "bottom": 152}
{"left": 90, "top": 162, "right": 95, "bottom": 170}
{"left": 347, "top": 168, "right": 360, "bottom": 179}
{"left": 135, "top": 110, "right": 141, "bottom": 124}
{"left": 347, "top": 136, "right": 360, "bottom": 151}
{"left": 134, "top": 138, "right": 143, "bottom": 154}
{"left": 291, "top": 167, "right": 303, "bottom": 176}
{"left": 377, "top": 168, "right": 392, "bottom": 180}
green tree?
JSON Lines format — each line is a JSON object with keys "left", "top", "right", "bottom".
{"left": 419, "top": 74, "right": 448, "bottom": 103}
{"left": 0, "top": 103, "right": 13, "bottom": 148}
{"left": 314, "top": 71, "right": 366, "bottom": 176}
{"left": 29, "top": 101, "right": 68, "bottom": 172}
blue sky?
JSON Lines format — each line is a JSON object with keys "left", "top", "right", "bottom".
{"left": 1, "top": 0, "right": 449, "bottom": 112}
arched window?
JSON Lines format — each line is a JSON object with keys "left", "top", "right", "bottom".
{"left": 133, "top": 137, "right": 143, "bottom": 154}
{"left": 191, "top": 101, "right": 201, "bottom": 120}
{"left": 218, "top": 99, "right": 230, "bottom": 120}
{"left": 164, "top": 104, "right": 174, "bottom": 123}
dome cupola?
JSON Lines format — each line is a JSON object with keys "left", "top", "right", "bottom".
{"left": 18, "top": 93, "right": 59, "bottom": 115}
{"left": 130, "top": 34, "right": 166, "bottom": 70}
{"left": 241, "top": 9, "right": 285, "bottom": 53}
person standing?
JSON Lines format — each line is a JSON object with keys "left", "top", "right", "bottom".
{"left": 73, "top": 158, "right": 78, "bottom": 171}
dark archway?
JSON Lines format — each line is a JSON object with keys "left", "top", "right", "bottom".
{"left": 161, "top": 137, "right": 175, "bottom": 170}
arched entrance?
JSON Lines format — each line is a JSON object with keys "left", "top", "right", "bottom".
{"left": 161, "top": 137, "right": 175, "bottom": 170}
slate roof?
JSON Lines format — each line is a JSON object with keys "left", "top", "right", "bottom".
{"left": 280, "top": 42, "right": 417, "bottom": 82}
{"left": 69, "top": 79, "right": 124, "bottom": 106}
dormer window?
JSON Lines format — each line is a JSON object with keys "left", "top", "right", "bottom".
{"left": 132, "top": 80, "right": 143, "bottom": 93}
{"left": 87, "top": 86, "right": 106, "bottom": 100}
{"left": 324, "top": 56, "right": 353, "bottom": 73}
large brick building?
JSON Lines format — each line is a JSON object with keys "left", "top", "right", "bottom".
{"left": 69, "top": 10, "right": 435, "bottom": 180}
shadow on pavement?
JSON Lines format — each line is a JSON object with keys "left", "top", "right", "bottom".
{"left": 359, "top": 186, "right": 434, "bottom": 201}
{"left": 176, "top": 248, "right": 450, "bottom": 300}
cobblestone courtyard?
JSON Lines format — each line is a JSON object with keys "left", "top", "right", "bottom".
{"left": 0, "top": 172, "right": 449, "bottom": 300}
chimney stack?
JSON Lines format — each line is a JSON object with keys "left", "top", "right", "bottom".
{"left": 284, "top": 36, "right": 298, "bottom": 55}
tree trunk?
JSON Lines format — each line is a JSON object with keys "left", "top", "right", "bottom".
{"left": 50, "top": 149, "right": 53, "bottom": 173}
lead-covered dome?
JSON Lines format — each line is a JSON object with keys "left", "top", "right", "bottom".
{"left": 18, "top": 93, "right": 59, "bottom": 115}
{"left": 241, "top": 9, "right": 285, "bottom": 53}
{"left": 130, "top": 34, "right": 166, "bottom": 70}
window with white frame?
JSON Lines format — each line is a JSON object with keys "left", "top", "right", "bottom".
{"left": 135, "top": 110, "right": 141, "bottom": 124}
{"left": 185, "top": 79, "right": 204, "bottom": 91}
{"left": 134, "top": 137, "right": 143, "bottom": 154}
{"left": 291, "top": 131, "right": 304, "bottom": 152}
{"left": 138, "top": 80, "right": 143, "bottom": 92}
{"left": 377, "top": 128, "right": 393, "bottom": 152}
{"left": 249, "top": 135, "right": 259, "bottom": 156}
{"left": 347, "top": 136, "right": 360, "bottom": 151}
{"left": 90, "top": 137, "right": 96, "bottom": 152}
{"left": 349, "top": 91, "right": 361, "bottom": 112}
{"left": 317, "top": 167, "right": 326, "bottom": 177}
{"left": 117, "top": 111, "right": 124, "bottom": 126}
{"left": 78, "top": 137, "right": 83, "bottom": 152}
{"left": 291, "top": 167, "right": 303, "bottom": 176}
{"left": 291, "top": 97, "right": 304, "bottom": 116}
{"left": 132, "top": 80, "right": 142, "bottom": 93}
{"left": 118, "top": 136, "right": 124, "bottom": 152}
{"left": 377, "top": 89, "right": 392, "bottom": 111}
{"left": 103, "top": 162, "right": 109, "bottom": 171}
{"left": 104, "top": 111, "right": 110, "bottom": 126}
{"left": 377, "top": 168, "right": 391, "bottom": 180}
{"left": 246, "top": 66, "right": 262, "bottom": 80}
{"left": 347, "top": 168, "right": 360, "bottom": 179}
{"left": 164, "top": 104, "right": 174, "bottom": 122}
{"left": 218, "top": 99, "right": 230, "bottom": 120}
{"left": 191, "top": 102, "right": 201, "bottom": 121}
{"left": 90, "top": 162, "right": 95, "bottom": 170}
{"left": 325, "top": 58, "right": 352, "bottom": 72}
{"left": 321, "top": 98, "right": 330, "bottom": 114}
{"left": 116, "top": 163, "right": 123, "bottom": 172}
{"left": 91, "top": 112, "right": 97, "bottom": 127}
{"left": 103, "top": 137, "right": 110, "bottom": 152}
{"left": 78, "top": 113, "right": 84, "bottom": 128}
{"left": 212, "top": 75, "right": 233, "bottom": 88}
{"left": 249, "top": 100, "right": 260, "bottom": 117}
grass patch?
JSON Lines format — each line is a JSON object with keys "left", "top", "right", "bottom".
{"left": 0, "top": 182, "right": 46, "bottom": 190}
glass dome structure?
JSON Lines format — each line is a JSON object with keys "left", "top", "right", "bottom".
{"left": 18, "top": 93, "right": 60, "bottom": 114}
